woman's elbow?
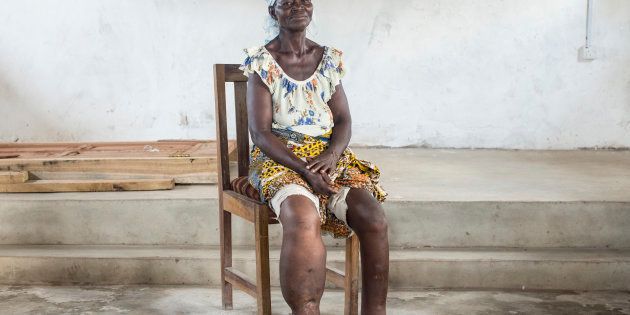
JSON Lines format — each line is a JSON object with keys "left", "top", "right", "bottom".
{"left": 334, "top": 116, "right": 352, "bottom": 128}
{"left": 249, "top": 129, "right": 267, "bottom": 146}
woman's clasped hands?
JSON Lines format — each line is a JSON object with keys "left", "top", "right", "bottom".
{"left": 300, "top": 150, "right": 341, "bottom": 196}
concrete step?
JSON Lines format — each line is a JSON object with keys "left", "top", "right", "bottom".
{"left": 1, "top": 186, "right": 629, "bottom": 248}
{"left": 1, "top": 245, "right": 629, "bottom": 291}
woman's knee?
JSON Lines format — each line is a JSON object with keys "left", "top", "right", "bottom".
{"left": 279, "top": 195, "right": 321, "bottom": 234}
{"left": 359, "top": 211, "right": 389, "bottom": 234}
{"left": 347, "top": 188, "right": 388, "bottom": 233}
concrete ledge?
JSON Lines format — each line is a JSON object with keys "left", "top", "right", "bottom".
{"left": 1, "top": 245, "right": 629, "bottom": 290}
{"left": 1, "top": 187, "right": 628, "bottom": 248}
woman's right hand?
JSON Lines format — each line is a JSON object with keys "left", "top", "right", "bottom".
{"left": 301, "top": 168, "right": 339, "bottom": 196}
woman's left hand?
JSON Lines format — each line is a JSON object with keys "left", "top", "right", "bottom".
{"left": 305, "top": 150, "right": 340, "bottom": 176}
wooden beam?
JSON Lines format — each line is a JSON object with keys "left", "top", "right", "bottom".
{"left": 0, "top": 140, "right": 233, "bottom": 158}
{"left": 224, "top": 267, "right": 257, "bottom": 298}
{"left": 345, "top": 234, "right": 360, "bottom": 315}
{"left": 326, "top": 266, "right": 346, "bottom": 288}
{"left": 0, "top": 140, "right": 236, "bottom": 184}
{"left": 224, "top": 64, "right": 248, "bottom": 82}
{"left": 26, "top": 171, "right": 217, "bottom": 184}
{"left": 0, "top": 178, "right": 174, "bottom": 193}
{"left": 0, "top": 157, "right": 215, "bottom": 176}
{"left": 0, "top": 171, "right": 28, "bottom": 184}
{"left": 179, "top": 143, "right": 204, "bottom": 157}
{"left": 234, "top": 81, "right": 250, "bottom": 177}
{"left": 214, "top": 64, "right": 231, "bottom": 192}
{"left": 255, "top": 200, "right": 272, "bottom": 314}
{"left": 222, "top": 190, "right": 257, "bottom": 223}
{"left": 58, "top": 144, "right": 95, "bottom": 157}
{"left": 0, "top": 140, "right": 212, "bottom": 149}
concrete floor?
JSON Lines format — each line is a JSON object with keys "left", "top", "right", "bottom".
{"left": 0, "top": 286, "right": 629, "bottom": 314}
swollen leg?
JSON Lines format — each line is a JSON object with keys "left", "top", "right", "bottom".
{"left": 278, "top": 195, "right": 327, "bottom": 315}
{"left": 345, "top": 188, "right": 389, "bottom": 315}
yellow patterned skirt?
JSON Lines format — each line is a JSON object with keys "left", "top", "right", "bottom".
{"left": 248, "top": 128, "right": 388, "bottom": 239}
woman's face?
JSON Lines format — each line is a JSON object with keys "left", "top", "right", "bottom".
{"left": 269, "top": 0, "right": 313, "bottom": 32}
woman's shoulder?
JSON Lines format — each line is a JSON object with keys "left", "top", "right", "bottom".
{"left": 240, "top": 43, "right": 277, "bottom": 71}
{"left": 318, "top": 45, "right": 347, "bottom": 96}
{"left": 242, "top": 45, "right": 268, "bottom": 58}
{"left": 320, "top": 45, "right": 345, "bottom": 73}
{"left": 326, "top": 45, "right": 344, "bottom": 57}
{"left": 320, "top": 44, "right": 345, "bottom": 73}
{"left": 239, "top": 45, "right": 281, "bottom": 91}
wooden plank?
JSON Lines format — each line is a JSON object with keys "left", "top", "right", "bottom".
{"left": 0, "top": 140, "right": 236, "bottom": 184}
{"left": 225, "top": 64, "right": 248, "bottom": 82}
{"left": 180, "top": 142, "right": 205, "bottom": 156}
{"left": 216, "top": 64, "right": 235, "bottom": 309}
{"left": 254, "top": 199, "right": 272, "bottom": 314}
{"left": 224, "top": 267, "right": 257, "bottom": 298}
{"left": 0, "top": 178, "right": 174, "bottom": 193}
{"left": 0, "top": 140, "right": 232, "bottom": 159}
{"left": 0, "top": 154, "right": 19, "bottom": 159}
{"left": 326, "top": 266, "right": 346, "bottom": 288}
{"left": 27, "top": 171, "right": 217, "bottom": 184}
{"left": 0, "top": 144, "right": 191, "bottom": 156}
{"left": 58, "top": 144, "right": 95, "bottom": 157}
{"left": 227, "top": 140, "right": 238, "bottom": 161}
{"left": 0, "top": 171, "right": 28, "bottom": 184}
{"left": 0, "top": 140, "right": 211, "bottom": 149}
{"left": 222, "top": 190, "right": 257, "bottom": 223}
{"left": 0, "top": 146, "right": 215, "bottom": 159}
{"left": 345, "top": 234, "right": 360, "bottom": 315}
{"left": 234, "top": 81, "right": 250, "bottom": 177}
{"left": 214, "top": 64, "right": 231, "bottom": 192}
{"left": 220, "top": 202, "right": 234, "bottom": 309}
{"left": 222, "top": 190, "right": 279, "bottom": 224}
{"left": 0, "top": 158, "right": 215, "bottom": 176}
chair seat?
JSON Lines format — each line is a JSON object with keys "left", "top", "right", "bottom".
{"left": 230, "top": 176, "right": 278, "bottom": 220}
{"left": 230, "top": 176, "right": 261, "bottom": 201}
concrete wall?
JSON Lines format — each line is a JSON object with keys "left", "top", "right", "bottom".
{"left": 0, "top": 0, "right": 628, "bottom": 149}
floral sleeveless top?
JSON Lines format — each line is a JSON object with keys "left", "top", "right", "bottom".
{"left": 239, "top": 45, "right": 346, "bottom": 137}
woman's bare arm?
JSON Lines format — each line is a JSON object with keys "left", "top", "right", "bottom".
{"left": 247, "top": 72, "right": 308, "bottom": 175}
{"left": 326, "top": 82, "right": 352, "bottom": 156}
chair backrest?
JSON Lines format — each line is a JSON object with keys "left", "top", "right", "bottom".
{"left": 214, "top": 64, "right": 249, "bottom": 192}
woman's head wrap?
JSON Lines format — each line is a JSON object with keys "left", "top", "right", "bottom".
{"left": 263, "top": 0, "right": 317, "bottom": 44}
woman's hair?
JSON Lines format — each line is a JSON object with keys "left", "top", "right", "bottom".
{"left": 263, "top": 0, "right": 318, "bottom": 44}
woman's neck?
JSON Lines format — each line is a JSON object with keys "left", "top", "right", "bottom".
{"left": 276, "top": 28, "right": 309, "bottom": 56}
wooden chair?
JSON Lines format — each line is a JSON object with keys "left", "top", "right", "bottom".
{"left": 214, "top": 64, "right": 360, "bottom": 314}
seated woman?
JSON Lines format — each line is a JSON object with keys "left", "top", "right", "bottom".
{"left": 240, "top": 0, "right": 390, "bottom": 313}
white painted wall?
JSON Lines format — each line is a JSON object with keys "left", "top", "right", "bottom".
{"left": 0, "top": 0, "right": 628, "bottom": 149}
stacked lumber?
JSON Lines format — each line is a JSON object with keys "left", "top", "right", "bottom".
{"left": 0, "top": 177, "right": 175, "bottom": 193}
{"left": 0, "top": 171, "right": 28, "bottom": 184}
{"left": 0, "top": 140, "right": 236, "bottom": 193}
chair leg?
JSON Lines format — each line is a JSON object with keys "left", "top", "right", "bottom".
{"left": 220, "top": 207, "right": 233, "bottom": 309}
{"left": 255, "top": 206, "right": 272, "bottom": 314}
{"left": 345, "top": 233, "right": 360, "bottom": 315}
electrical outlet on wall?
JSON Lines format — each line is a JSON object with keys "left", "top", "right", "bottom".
{"left": 579, "top": 45, "right": 597, "bottom": 61}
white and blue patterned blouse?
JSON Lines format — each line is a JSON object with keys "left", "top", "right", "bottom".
{"left": 239, "top": 45, "right": 347, "bottom": 137}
